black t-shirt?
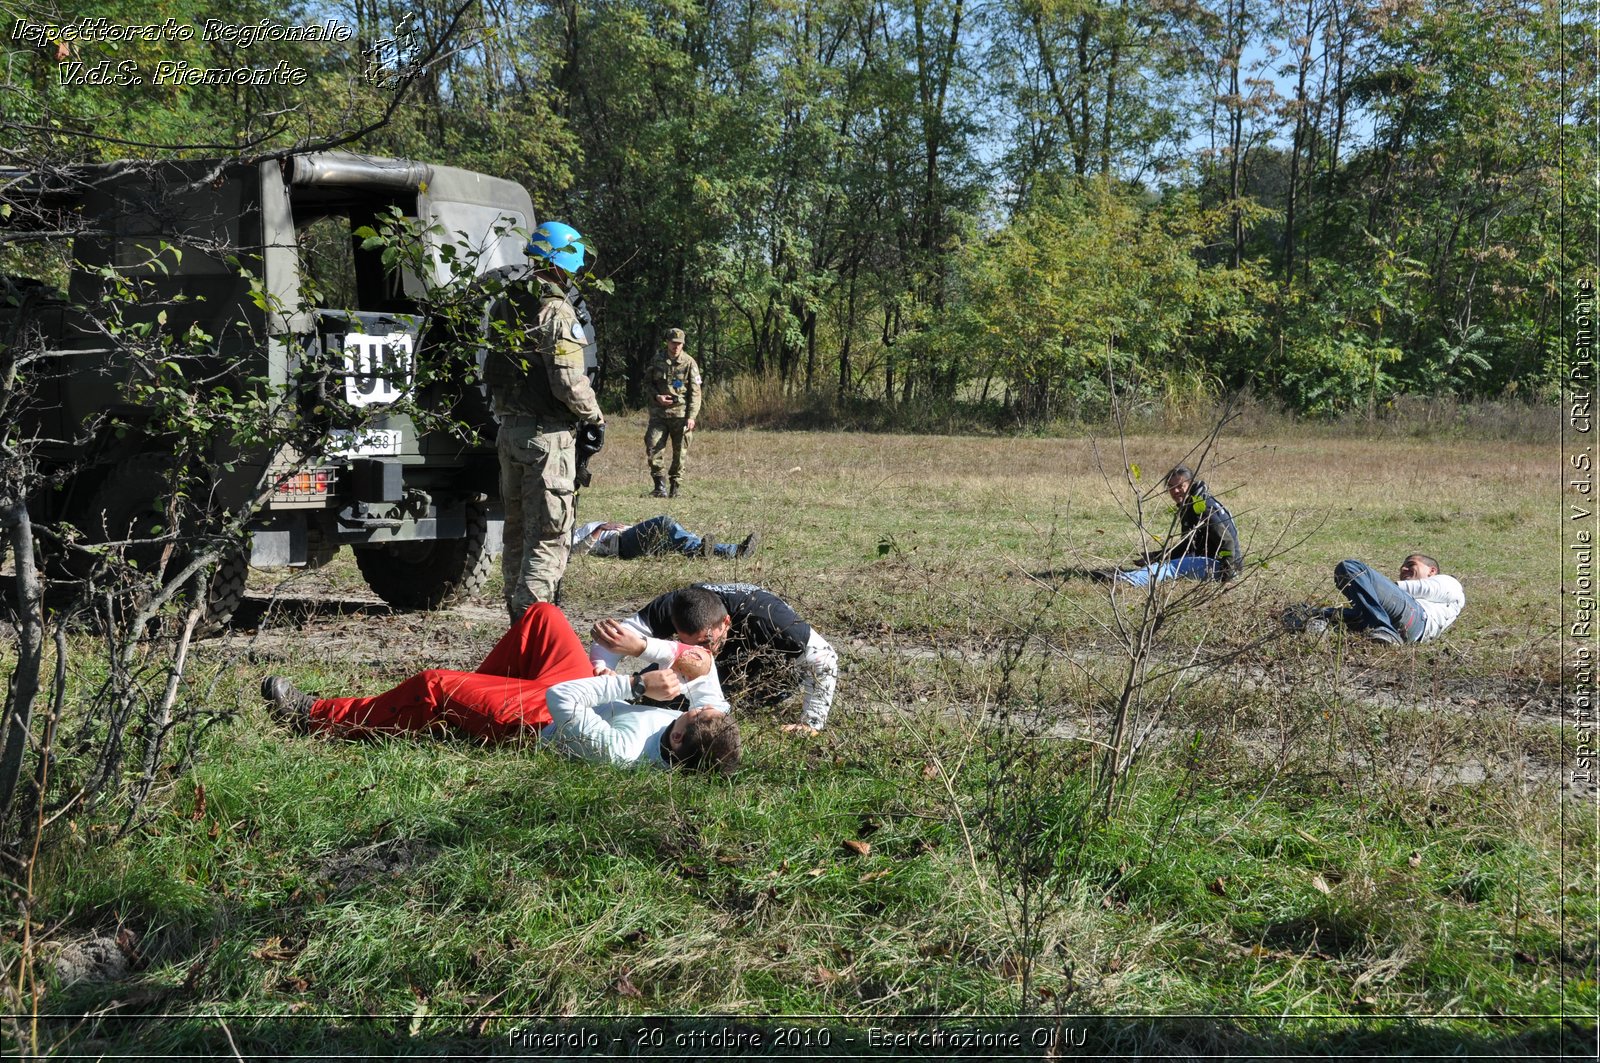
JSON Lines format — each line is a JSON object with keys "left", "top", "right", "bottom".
{"left": 639, "top": 583, "right": 812, "bottom": 659}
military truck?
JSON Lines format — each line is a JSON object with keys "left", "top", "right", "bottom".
{"left": 0, "top": 152, "right": 594, "bottom": 624}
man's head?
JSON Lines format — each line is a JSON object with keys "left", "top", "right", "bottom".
{"left": 663, "top": 707, "right": 741, "bottom": 774}
{"left": 670, "top": 587, "right": 731, "bottom": 654}
{"left": 1166, "top": 465, "right": 1194, "bottom": 504}
{"left": 664, "top": 327, "right": 686, "bottom": 353}
{"left": 1399, "top": 554, "right": 1441, "bottom": 580}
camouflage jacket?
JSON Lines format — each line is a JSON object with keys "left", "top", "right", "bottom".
{"left": 646, "top": 349, "right": 702, "bottom": 421}
{"left": 484, "top": 277, "right": 602, "bottom": 425}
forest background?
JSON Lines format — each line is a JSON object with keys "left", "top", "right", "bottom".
{"left": 5, "top": 0, "right": 1594, "bottom": 425}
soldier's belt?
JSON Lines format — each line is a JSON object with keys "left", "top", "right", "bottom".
{"left": 500, "top": 413, "right": 578, "bottom": 433}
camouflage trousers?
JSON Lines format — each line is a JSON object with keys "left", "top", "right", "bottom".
{"left": 645, "top": 418, "right": 691, "bottom": 487}
{"left": 499, "top": 415, "right": 576, "bottom": 620}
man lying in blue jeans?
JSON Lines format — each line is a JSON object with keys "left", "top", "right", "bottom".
{"left": 1284, "top": 553, "right": 1465, "bottom": 644}
{"left": 571, "top": 515, "right": 758, "bottom": 560}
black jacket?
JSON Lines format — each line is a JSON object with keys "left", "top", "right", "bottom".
{"left": 1174, "top": 480, "right": 1242, "bottom": 578}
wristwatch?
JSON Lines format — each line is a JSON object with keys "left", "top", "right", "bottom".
{"left": 631, "top": 673, "right": 649, "bottom": 699}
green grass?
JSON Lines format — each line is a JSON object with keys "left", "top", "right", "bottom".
{"left": 4, "top": 420, "right": 1593, "bottom": 1057}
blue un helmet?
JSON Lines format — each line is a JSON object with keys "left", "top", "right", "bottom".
{"left": 527, "top": 220, "right": 586, "bottom": 274}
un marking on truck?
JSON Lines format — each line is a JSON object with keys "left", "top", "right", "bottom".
{"left": 342, "top": 330, "right": 413, "bottom": 407}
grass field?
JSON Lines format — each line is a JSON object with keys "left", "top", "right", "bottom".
{"left": 7, "top": 416, "right": 1595, "bottom": 1057}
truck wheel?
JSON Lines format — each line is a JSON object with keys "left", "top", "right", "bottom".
{"left": 352, "top": 500, "right": 493, "bottom": 609}
{"left": 76, "top": 455, "right": 249, "bottom": 633}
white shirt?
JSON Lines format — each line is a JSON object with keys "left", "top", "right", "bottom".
{"left": 570, "top": 520, "right": 628, "bottom": 558}
{"left": 1397, "top": 573, "right": 1466, "bottom": 641}
{"left": 540, "top": 674, "right": 679, "bottom": 768}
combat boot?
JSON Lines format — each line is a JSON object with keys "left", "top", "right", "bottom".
{"left": 668, "top": 481, "right": 681, "bottom": 498}
{"left": 261, "top": 676, "right": 314, "bottom": 730}
{"left": 650, "top": 476, "right": 668, "bottom": 498}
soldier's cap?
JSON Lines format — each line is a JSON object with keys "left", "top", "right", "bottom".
{"left": 664, "top": 327, "right": 686, "bottom": 343}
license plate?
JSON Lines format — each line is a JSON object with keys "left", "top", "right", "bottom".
{"left": 327, "top": 428, "right": 402, "bottom": 456}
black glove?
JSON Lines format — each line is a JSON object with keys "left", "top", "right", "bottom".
{"left": 575, "top": 421, "right": 605, "bottom": 488}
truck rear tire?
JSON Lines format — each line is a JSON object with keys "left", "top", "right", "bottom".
{"left": 352, "top": 500, "right": 493, "bottom": 609}
{"left": 75, "top": 455, "right": 250, "bottom": 633}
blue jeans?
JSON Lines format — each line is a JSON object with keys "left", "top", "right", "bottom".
{"left": 1332, "top": 560, "right": 1426, "bottom": 642}
{"left": 614, "top": 516, "right": 734, "bottom": 559}
{"left": 1116, "top": 555, "right": 1216, "bottom": 587}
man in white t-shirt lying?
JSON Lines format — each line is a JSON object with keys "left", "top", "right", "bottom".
{"left": 1285, "top": 553, "right": 1465, "bottom": 644}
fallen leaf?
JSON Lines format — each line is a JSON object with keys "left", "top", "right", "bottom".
{"left": 814, "top": 964, "right": 840, "bottom": 985}
{"left": 1311, "top": 874, "right": 1332, "bottom": 895}
{"left": 190, "top": 783, "right": 206, "bottom": 821}
{"left": 1206, "top": 876, "right": 1227, "bottom": 897}
{"left": 859, "top": 870, "right": 890, "bottom": 883}
{"left": 613, "top": 971, "right": 643, "bottom": 999}
{"left": 1407, "top": 851, "right": 1422, "bottom": 868}
{"left": 807, "top": 867, "right": 826, "bottom": 877}
{"left": 842, "top": 839, "right": 872, "bottom": 857}
{"left": 922, "top": 762, "right": 940, "bottom": 779}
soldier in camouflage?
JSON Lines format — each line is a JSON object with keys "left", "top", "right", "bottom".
{"left": 644, "top": 326, "right": 702, "bottom": 498}
{"left": 485, "top": 220, "right": 605, "bottom": 621}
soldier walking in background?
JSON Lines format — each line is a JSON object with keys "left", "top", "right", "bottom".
{"left": 645, "top": 326, "right": 701, "bottom": 498}
{"left": 486, "top": 220, "right": 605, "bottom": 621}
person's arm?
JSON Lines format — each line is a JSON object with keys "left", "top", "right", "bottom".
{"left": 536, "top": 302, "right": 603, "bottom": 424}
{"left": 794, "top": 629, "right": 838, "bottom": 731}
{"left": 682, "top": 660, "right": 732, "bottom": 714}
{"left": 647, "top": 358, "right": 674, "bottom": 408}
{"left": 1208, "top": 503, "right": 1241, "bottom": 576}
{"left": 546, "top": 671, "right": 683, "bottom": 766}
{"left": 684, "top": 357, "right": 703, "bottom": 423}
{"left": 1397, "top": 574, "right": 1465, "bottom": 610}
{"left": 589, "top": 613, "right": 653, "bottom": 674}
{"left": 544, "top": 674, "right": 636, "bottom": 765}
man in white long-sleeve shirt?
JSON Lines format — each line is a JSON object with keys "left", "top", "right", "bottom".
{"left": 589, "top": 584, "right": 838, "bottom": 734}
{"left": 260, "top": 603, "right": 740, "bottom": 772}
{"left": 1286, "top": 553, "right": 1465, "bottom": 644}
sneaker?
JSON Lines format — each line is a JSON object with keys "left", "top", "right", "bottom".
{"left": 737, "top": 532, "right": 760, "bottom": 559}
{"left": 1304, "top": 615, "right": 1330, "bottom": 635}
{"left": 696, "top": 539, "right": 716, "bottom": 558}
{"left": 1365, "top": 627, "right": 1402, "bottom": 645}
{"left": 261, "top": 675, "right": 314, "bottom": 726}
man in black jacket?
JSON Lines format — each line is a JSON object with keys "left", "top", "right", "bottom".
{"left": 1115, "top": 465, "right": 1242, "bottom": 587}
